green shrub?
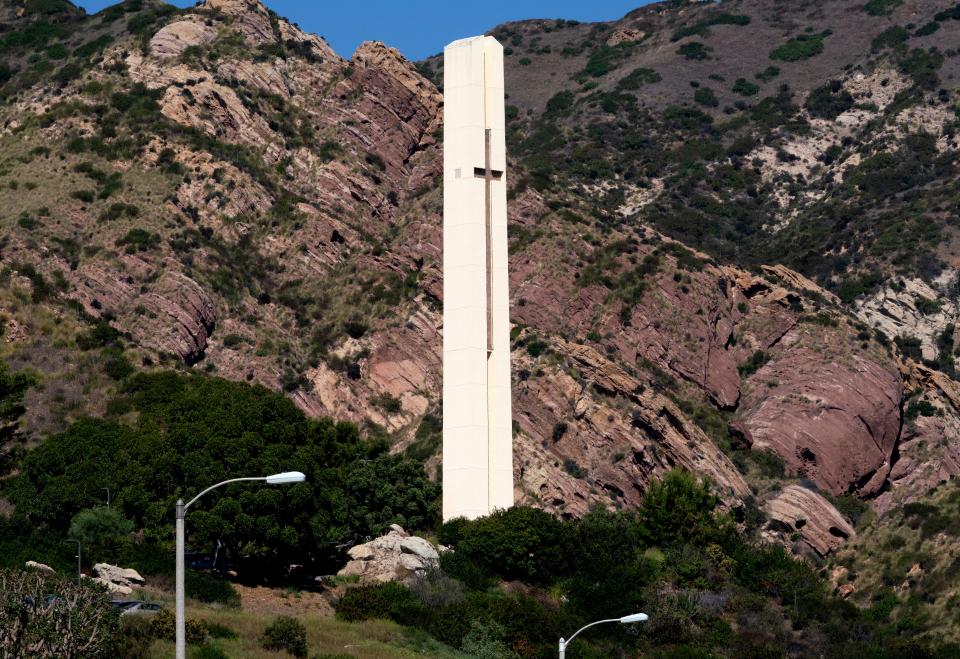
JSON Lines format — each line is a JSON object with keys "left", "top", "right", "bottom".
{"left": 117, "top": 614, "right": 155, "bottom": 659}
{"left": 805, "top": 81, "right": 854, "bottom": 119}
{"left": 460, "top": 620, "right": 519, "bottom": 659}
{"left": 677, "top": 42, "right": 713, "bottom": 60}
{"left": 440, "top": 506, "right": 568, "bottom": 584}
{"left": 770, "top": 33, "right": 827, "bottom": 61}
{"left": 0, "top": 568, "right": 119, "bottom": 657}
{"left": 732, "top": 78, "right": 759, "bottom": 96}
{"left": 17, "top": 214, "right": 40, "bottom": 230}
{"left": 103, "top": 349, "right": 134, "bottom": 380}
{"left": 525, "top": 338, "right": 548, "bottom": 357}
{"left": 583, "top": 42, "right": 636, "bottom": 77}
{"left": 186, "top": 571, "right": 240, "bottom": 607}
{"left": 905, "top": 398, "right": 937, "bottom": 420}
{"left": 737, "top": 350, "right": 769, "bottom": 376}
{"left": 545, "top": 90, "right": 575, "bottom": 116}
{"left": 406, "top": 411, "right": 441, "bottom": 462}
{"left": 191, "top": 645, "right": 229, "bottom": 659}
{"left": 371, "top": 393, "right": 402, "bottom": 414}
{"left": 74, "top": 34, "right": 114, "bottom": 58}
{"left": 616, "top": 67, "right": 661, "bottom": 90}
{"left": 150, "top": 609, "right": 208, "bottom": 644}
{"left": 899, "top": 47, "right": 944, "bottom": 89}
{"left": 336, "top": 582, "right": 427, "bottom": 626}
{"left": 749, "top": 450, "right": 786, "bottom": 478}
{"left": 204, "top": 622, "right": 237, "bottom": 639}
{"left": 116, "top": 228, "right": 160, "bottom": 253}
{"left": 98, "top": 203, "right": 139, "bottom": 222}
{"left": 551, "top": 421, "right": 568, "bottom": 442}
{"left": 261, "top": 616, "right": 308, "bottom": 658}
{"left": 871, "top": 25, "right": 909, "bottom": 51}
{"left": 671, "top": 13, "right": 750, "bottom": 41}
{"left": 663, "top": 105, "right": 714, "bottom": 129}
{"left": 895, "top": 335, "right": 923, "bottom": 362}
{"left": 755, "top": 66, "right": 780, "bottom": 82}
{"left": 865, "top": 0, "right": 901, "bottom": 16}
{"left": 221, "top": 334, "right": 244, "bottom": 348}
{"left": 638, "top": 469, "right": 722, "bottom": 546}
{"left": 694, "top": 87, "right": 719, "bottom": 107}
{"left": 827, "top": 494, "right": 869, "bottom": 526}
{"left": 563, "top": 458, "right": 587, "bottom": 478}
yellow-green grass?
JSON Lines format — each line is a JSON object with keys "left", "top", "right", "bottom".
{"left": 830, "top": 479, "right": 960, "bottom": 642}
{"left": 143, "top": 605, "right": 465, "bottom": 658}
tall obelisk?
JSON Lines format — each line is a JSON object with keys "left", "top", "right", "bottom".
{"left": 442, "top": 36, "right": 513, "bottom": 521}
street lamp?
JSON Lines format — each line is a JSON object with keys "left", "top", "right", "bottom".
{"left": 558, "top": 612, "right": 648, "bottom": 658}
{"left": 175, "top": 471, "right": 306, "bottom": 659}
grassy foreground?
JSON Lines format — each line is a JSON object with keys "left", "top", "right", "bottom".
{"left": 143, "top": 605, "right": 465, "bottom": 658}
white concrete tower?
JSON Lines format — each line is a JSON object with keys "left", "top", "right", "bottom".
{"left": 442, "top": 35, "right": 513, "bottom": 521}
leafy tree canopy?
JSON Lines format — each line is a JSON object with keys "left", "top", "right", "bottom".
{"left": 7, "top": 371, "right": 439, "bottom": 576}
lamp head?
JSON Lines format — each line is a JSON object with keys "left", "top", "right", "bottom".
{"left": 619, "top": 613, "right": 649, "bottom": 624}
{"left": 265, "top": 471, "right": 306, "bottom": 485}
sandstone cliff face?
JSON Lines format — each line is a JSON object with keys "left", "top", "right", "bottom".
{"left": 763, "top": 485, "right": 854, "bottom": 558}
{"left": 512, "top": 336, "right": 749, "bottom": 517}
{"left": 739, "top": 325, "right": 902, "bottom": 497}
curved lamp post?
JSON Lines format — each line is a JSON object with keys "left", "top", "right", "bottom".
{"left": 175, "top": 471, "right": 306, "bottom": 659}
{"left": 558, "top": 612, "right": 648, "bottom": 658}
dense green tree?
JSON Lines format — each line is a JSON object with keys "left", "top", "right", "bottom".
{"left": 7, "top": 371, "right": 439, "bottom": 577}
{"left": 68, "top": 506, "right": 134, "bottom": 561}
{"left": 440, "top": 506, "right": 568, "bottom": 584}
{"left": 0, "top": 361, "right": 35, "bottom": 474}
{"left": 637, "top": 469, "right": 723, "bottom": 546}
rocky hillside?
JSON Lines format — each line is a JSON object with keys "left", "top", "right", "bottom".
{"left": 4, "top": 0, "right": 960, "bottom": 632}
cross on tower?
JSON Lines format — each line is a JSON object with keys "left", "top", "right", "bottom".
{"left": 474, "top": 128, "right": 503, "bottom": 353}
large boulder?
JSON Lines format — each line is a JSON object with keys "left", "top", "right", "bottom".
{"left": 149, "top": 20, "right": 216, "bottom": 59}
{"left": 24, "top": 561, "right": 54, "bottom": 573}
{"left": 337, "top": 525, "right": 439, "bottom": 584}
{"left": 92, "top": 563, "right": 145, "bottom": 596}
{"left": 763, "top": 485, "right": 855, "bottom": 557}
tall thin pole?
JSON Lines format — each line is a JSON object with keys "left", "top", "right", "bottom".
{"left": 65, "top": 539, "right": 81, "bottom": 587}
{"left": 175, "top": 499, "right": 185, "bottom": 659}
{"left": 173, "top": 474, "right": 302, "bottom": 659}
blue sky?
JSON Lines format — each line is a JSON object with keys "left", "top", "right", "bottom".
{"left": 74, "top": 0, "right": 649, "bottom": 60}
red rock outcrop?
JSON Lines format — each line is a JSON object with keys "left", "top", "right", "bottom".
{"left": 763, "top": 485, "right": 855, "bottom": 557}
{"left": 513, "top": 336, "right": 749, "bottom": 517}
{"left": 149, "top": 20, "right": 216, "bottom": 58}
{"left": 738, "top": 325, "right": 902, "bottom": 497}
{"left": 874, "top": 365, "right": 960, "bottom": 514}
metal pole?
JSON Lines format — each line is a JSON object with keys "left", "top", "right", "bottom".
{"left": 103, "top": 487, "right": 111, "bottom": 508}
{"left": 65, "top": 539, "right": 81, "bottom": 586}
{"left": 175, "top": 499, "right": 185, "bottom": 659}
{"left": 172, "top": 474, "right": 302, "bottom": 659}
{"left": 558, "top": 637, "right": 566, "bottom": 659}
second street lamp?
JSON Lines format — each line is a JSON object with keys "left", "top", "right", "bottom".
{"left": 558, "top": 613, "right": 649, "bottom": 658}
{"left": 175, "top": 471, "right": 306, "bottom": 659}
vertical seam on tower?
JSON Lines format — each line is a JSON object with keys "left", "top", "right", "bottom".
{"left": 483, "top": 45, "right": 495, "bottom": 514}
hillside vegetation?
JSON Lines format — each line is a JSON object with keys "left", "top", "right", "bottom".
{"left": 4, "top": 0, "right": 960, "bottom": 654}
